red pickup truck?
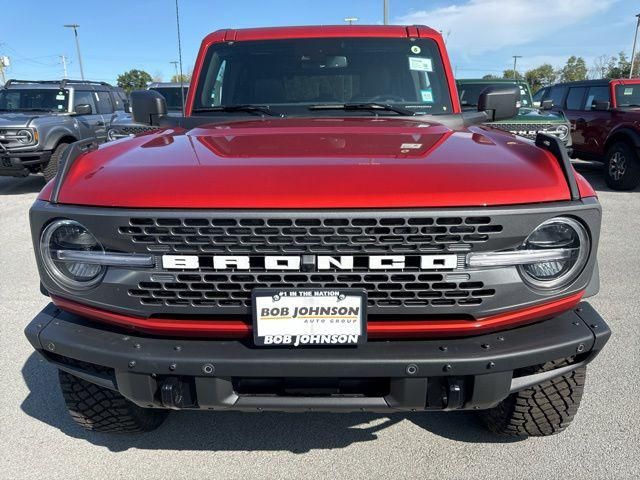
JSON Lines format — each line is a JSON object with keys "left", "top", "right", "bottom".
{"left": 25, "top": 25, "right": 609, "bottom": 437}
{"left": 538, "top": 78, "right": 640, "bottom": 190}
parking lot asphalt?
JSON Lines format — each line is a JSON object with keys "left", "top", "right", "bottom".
{"left": 0, "top": 163, "right": 638, "bottom": 480}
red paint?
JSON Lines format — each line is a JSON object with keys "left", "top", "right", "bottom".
{"left": 185, "top": 25, "right": 461, "bottom": 116}
{"left": 51, "top": 291, "right": 584, "bottom": 340}
{"left": 44, "top": 118, "right": 572, "bottom": 208}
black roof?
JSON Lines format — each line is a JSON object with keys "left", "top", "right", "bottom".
{"left": 551, "top": 79, "right": 611, "bottom": 88}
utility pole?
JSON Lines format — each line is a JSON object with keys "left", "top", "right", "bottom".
{"left": 64, "top": 24, "right": 85, "bottom": 80}
{"left": 170, "top": 61, "right": 179, "bottom": 80}
{"left": 0, "top": 56, "right": 8, "bottom": 85}
{"left": 175, "top": 0, "right": 186, "bottom": 116}
{"left": 60, "top": 55, "right": 68, "bottom": 78}
{"left": 512, "top": 55, "right": 522, "bottom": 79}
{"left": 344, "top": 17, "right": 358, "bottom": 25}
{"left": 383, "top": 0, "right": 389, "bottom": 25}
{"left": 630, "top": 13, "right": 640, "bottom": 79}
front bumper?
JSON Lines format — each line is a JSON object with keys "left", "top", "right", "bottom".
{"left": 25, "top": 302, "right": 610, "bottom": 412}
{"left": 0, "top": 150, "right": 51, "bottom": 176}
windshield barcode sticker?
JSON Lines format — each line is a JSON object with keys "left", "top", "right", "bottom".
{"left": 409, "top": 57, "right": 433, "bottom": 72}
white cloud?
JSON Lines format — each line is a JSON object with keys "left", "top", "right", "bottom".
{"left": 396, "top": 0, "right": 615, "bottom": 56}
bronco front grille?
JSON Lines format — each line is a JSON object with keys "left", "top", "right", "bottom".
{"left": 119, "top": 216, "right": 504, "bottom": 255}
{"left": 488, "top": 122, "right": 556, "bottom": 140}
{"left": 128, "top": 272, "right": 496, "bottom": 309}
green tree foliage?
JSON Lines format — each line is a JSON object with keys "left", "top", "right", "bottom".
{"left": 116, "top": 69, "right": 153, "bottom": 93}
{"left": 170, "top": 73, "right": 191, "bottom": 83}
{"left": 482, "top": 74, "right": 500, "bottom": 80}
{"left": 558, "top": 56, "right": 588, "bottom": 82}
{"left": 502, "top": 69, "right": 520, "bottom": 80}
{"left": 524, "top": 64, "right": 557, "bottom": 93}
{"left": 603, "top": 51, "right": 640, "bottom": 78}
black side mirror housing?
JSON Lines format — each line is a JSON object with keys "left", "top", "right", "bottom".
{"left": 74, "top": 104, "right": 92, "bottom": 115}
{"left": 131, "top": 90, "right": 167, "bottom": 125}
{"left": 478, "top": 86, "right": 519, "bottom": 121}
{"left": 540, "top": 99, "right": 554, "bottom": 110}
{"left": 123, "top": 101, "right": 131, "bottom": 114}
{"left": 592, "top": 100, "right": 610, "bottom": 111}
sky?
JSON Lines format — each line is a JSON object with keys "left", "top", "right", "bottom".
{"left": 1, "top": 0, "right": 638, "bottom": 84}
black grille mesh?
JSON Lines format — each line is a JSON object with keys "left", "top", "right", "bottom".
{"left": 119, "top": 216, "right": 504, "bottom": 254}
{"left": 488, "top": 122, "right": 558, "bottom": 140}
{"left": 128, "top": 272, "right": 496, "bottom": 309}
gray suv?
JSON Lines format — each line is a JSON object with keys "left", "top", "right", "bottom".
{"left": 0, "top": 79, "right": 128, "bottom": 180}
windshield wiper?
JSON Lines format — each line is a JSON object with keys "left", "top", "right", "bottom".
{"left": 308, "top": 102, "right": 416, "bottom": 116}
{"left": 192, "top": 105, "right": 280, "bottom": 117}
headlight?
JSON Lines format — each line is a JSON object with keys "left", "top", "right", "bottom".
{"left": 16, "top": 129, "right": 35, "bottom": 144}
{"left": 40, "top": 220, "right": 105, "bottom": 290}
{"left": 518, "top": 217, "right": 589, "bottom": 290}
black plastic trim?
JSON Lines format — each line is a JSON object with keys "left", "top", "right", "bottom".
{"left": 535, "top": 133, "right": 580, "bottom": 201}
{"left": 50, "top": 138, "right": 99, "bottom": 204}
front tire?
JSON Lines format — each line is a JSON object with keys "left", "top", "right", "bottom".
{"left": 605, "top": 142, "right": 640, "bottom": 190}
{"left": 42, "top": 142, "right": 69, "bottom": 182}
{"left": 480, "top": 359, "right": 586, "bottom": 437}
{"left": 58, "top": 370, "right": 168, "bottom": 433}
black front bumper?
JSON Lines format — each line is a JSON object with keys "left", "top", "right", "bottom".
{"left": 0, "top": 150, "right": 50, "bottom": 176}
{"left": 25, "top": 302, "right": 610, "bottom": 412}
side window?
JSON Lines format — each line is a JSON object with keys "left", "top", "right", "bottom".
{"left": 95, "top": 91, "right": 114, "bottom": 114}
{"left": 565, "top": 87, "right": 588, "bottom": 110}
{"left": 532, "top": 88, "right": 547, "bottom": 103}
{"left": 547, "top": 86, "right": 567, "bottom": 109}
{"left": 585, "top": 86, "right": 610, "bottom": 110}
{"left": 73, "top": 90, "right": 96, "bottom": 114}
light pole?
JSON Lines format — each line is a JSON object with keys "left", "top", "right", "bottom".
{"left": 630, "top": 13, "right": 640, "bottom": 79}
{"left": 512, "top": 55, "right": 522, "bottom": 79}
{"left": 64, "top": 24, "right": 85, "bottom": 80}
{"left": 383, "top": 0, "right": 389, "bottom": 25}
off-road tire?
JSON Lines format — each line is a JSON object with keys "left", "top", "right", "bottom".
{"left": 42, "top": 142, "right": 68, "bottom": 182}
{"left": 58, "top": 369, "right": 168, "bottom": 433}
{"left": 480, "top": 359, "right": 586, "bottom": 437}
{"left": 605, "top": 141, "right": 640, "bottom": 191}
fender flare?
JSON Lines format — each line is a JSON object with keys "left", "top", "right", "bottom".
{"left": 42, "top": 127, "right": 79, "bottom": 151}
{"left": 605, "top": 127, "right": 640, "bottom": 152}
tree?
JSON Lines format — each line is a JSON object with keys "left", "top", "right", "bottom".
{"left": 558, "top": 56, "right": 587, "bottom": 83}
{"left": 603, "top": 51, "right": 640, "bottom": 79}
{"left": 482, "top": 74, "right": 500, "bottom": 80}
{"left": 117, "top": 69, "right": 153, "bottom": 93}
{"left": 170, "top": 73, "right": 191, "bottom": 83}
{"left": 524, "top": 64, "right": 557, "bottom": 92}
{"left": 502, "top": 69, "right": 520, "bottom": 80}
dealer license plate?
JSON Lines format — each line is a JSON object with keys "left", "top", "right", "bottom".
{"left": 252, "top": 289, "right": 366, "bottom": 347}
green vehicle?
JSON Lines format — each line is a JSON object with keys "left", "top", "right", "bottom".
{"left": 456, "top": 79, "right": 571, "bottom": 146}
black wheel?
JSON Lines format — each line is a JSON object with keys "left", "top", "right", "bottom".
{"left": 605, "top": 141, "right": 640, "bottom": 190}
{"left": 42, "top": 142, "right": 69, "bottom": 182}
{"left": 479, "top": 359, "right": 586, "bottom": 437}
{"left": 58, "top": 370, "right": 168, "bottom": 433}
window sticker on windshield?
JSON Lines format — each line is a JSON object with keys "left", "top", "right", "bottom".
{"left": 410, "top": 45, "right": 421, "bottom": 54}
{"left": 55, "top": 94, "right": 65, "bottom": 100}
{"left": 624, "top": 87, "right": 633, "bottom": 95}
{"left": 420, "top": 89, "right": 434, "bottom": 103}
{"left": 409, "top": 57, "right": 433, "bottom": 72}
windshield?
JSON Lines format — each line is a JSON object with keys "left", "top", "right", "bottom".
{"left": 193, "top": 38, "right": 453, "bottom": 115}
{"left": 615, "top": 84, "right": 640, "bottom": 107}
{"left": 457, "top": 82, "right": 531, "bottom": 108}
{"left": 0, "top": 88, "right": 69, "bottom": 112}
{"left": 149, "top": 86, "right": 189, "bottom": 111}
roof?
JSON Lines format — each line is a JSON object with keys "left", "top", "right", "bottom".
{"left": 148, "top": 82, "right": 190, "bottom": 89}
{"left": 202, "top": 24, "right": 441, "bottom": 44}
{"left": 457, "top": 78, "right": 528, "bottom": 84}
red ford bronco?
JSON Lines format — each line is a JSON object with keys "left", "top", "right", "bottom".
{"left": 539, "top": 78, "right": 640, "bottom": 190}
{"left": 25, "top": 25, "right": 610, "bottom": 437}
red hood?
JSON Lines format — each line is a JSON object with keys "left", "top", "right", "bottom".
{"left": 46, "top": 117, "right": 578, "bottom": 208}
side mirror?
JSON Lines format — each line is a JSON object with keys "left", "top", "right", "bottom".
{"left": 123, "top": 101, "right": 131, "bottom": 114}
{"left": 540, "top": 99, "right": 554, "bottom": 110}
{"left": 130, "top": 89, "right": 167, "bottom": 125}
{"left": 478, "top": 86, "right": 519, "bottom": 121}
{"left": 74, "top": 104, "right": 92, "bottom": 115}
{"left": 592, "top": 100, "right": 610, "bottom": 111}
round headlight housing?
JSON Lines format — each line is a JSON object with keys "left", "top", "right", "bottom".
{"left": 518, "top": 217, "right": 590, "bottom": 290}
{"left": 17, "top": 129, "right": 34, "bottom": 144}
{"left": 40, "top": 220, "right": 105, "bottom": 290}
